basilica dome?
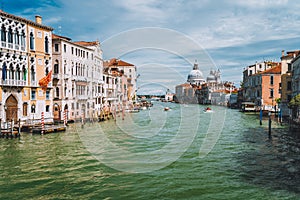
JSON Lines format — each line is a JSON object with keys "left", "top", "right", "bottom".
{"left": 187, "top": 60, "right": 205, "bottom": 86}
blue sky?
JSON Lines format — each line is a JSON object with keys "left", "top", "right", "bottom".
{"left": 4, "top": 0, "right": 300, "bottom": 94}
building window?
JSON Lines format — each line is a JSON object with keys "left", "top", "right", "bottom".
{"left": 54, "top": 60, "right": 59, "bottom": 74}
{"left": 31, "top": 66, "right": 35, "bottom": 82}
{"left": 31, "top": 104, "right": 36, "bottom": 113}
{"left": 45, "top": 36, "right": 49, "bottom": 53}
{"left": 8, "top": 27, "right": 13, "bottom": 44}
{"left": 270, "top": 75, "right": 274, "bottom": 85}
{"left": 46, "top": 90, "right": 50, "bottom": 100}
{"left": 31, "top": 90, "right": 36, "bottom": 100}
{"left": 288, "top": 63, "right": 292, "bottom": 72}
{"left": 56, "top": 87, "right": 59, "bottom": 98}
{"left": 287, "top": 81, "right": 292, "bottom": 91}
{"left": 270, "top": 88, "right": 274, "bottom": 98}
{"left": 71, "top": 47, "right": 74, "bottom": 54}
{"left": 288, "top": 95, "right": 292, "bottom": 102}
{"left": 22, "top": 66, "right": 27, "bottom": 81}
{"left": 55, "top": 43, "right": 59, "bottom": 52}
{"left": 15, "top": 30, "right": 20, "bottom": 46}
{"left": 30, "top": 32, "right": 34, "bottom": 50}
{"left": 1, "top": 25, "right": 6, "bottom": 42}
{"left": 64, "top": 44, "right": 67, "bottom": 53}
{"left": 16, "top": 65, "right": 21, "bottom": 80}
{"left": 23, "top": 103, "right": 28, "bottom": 116}
{"left": 46, "top": 105, "right": 50, "bottom": 112}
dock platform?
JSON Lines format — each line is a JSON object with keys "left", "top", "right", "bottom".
{"left": 32, "top": 125, "right": 67, "bottom": 134}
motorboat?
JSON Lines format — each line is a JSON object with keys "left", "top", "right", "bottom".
{"left": 204, "top": 107, "right": 213, "bottom": 113}
{"left": 164, "top": 107, "right": 170, "bottom": 111}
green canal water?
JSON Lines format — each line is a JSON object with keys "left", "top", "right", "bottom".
{"left": 0, "top": 101, "right": 300, "bottom": 199}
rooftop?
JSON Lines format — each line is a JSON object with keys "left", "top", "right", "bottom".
{"left": 0, "top": 10, "right": 53, "bottom": 31}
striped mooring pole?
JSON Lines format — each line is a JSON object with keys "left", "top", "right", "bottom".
{"left": 41, "top": 112, "right": 45, "bottom": 134}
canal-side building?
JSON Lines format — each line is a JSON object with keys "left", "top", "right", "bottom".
{"left": 292, "top": 54, "right": 300, "bottom": 98}
{"left": 242, "top": 61, "right": 279, "bottom": 106}
{"left": 290, "top": 54, "right": 300, "bottom": 120}
{"left": 0, "top": 11, "right": 53, "bottom": 124}
{"left": 280, "top": 50, "right": 300, "bottom": 117}
{"left": 52, "top": 34, "right": 103, "bottom": 122}
{"left": 105, "top": 58, "right": 137, "bottom": 102}
{"left": 243, "top": 63, "right": 281, "bottom": 111}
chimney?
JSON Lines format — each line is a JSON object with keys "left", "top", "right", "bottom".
{"left": 35, "top": 15, "right": 42, "bottom": 24}
{"left": 281, "top": 50, "right": 285, "bottom": 57}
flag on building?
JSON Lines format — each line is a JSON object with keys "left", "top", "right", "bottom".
{"left": 39, "top": 70, "right": 52, "bottom": 90}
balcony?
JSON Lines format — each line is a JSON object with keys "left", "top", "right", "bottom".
{"left": 1, "top": 79, "right": 26, "bottom": 86}
{"left": 8, "top": 43, "right": 13, "bottom": 49}
{"left": 1, "top": 41, "right": 6, "bottom": 48}
{"left": 78, "top": 95, "right": 88, "bottom": 100}
{"left": 14, "top": 44, "right": 20, "bottom": 50}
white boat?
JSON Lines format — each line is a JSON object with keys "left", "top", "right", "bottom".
{"left": 125, "top": 109, "right": 139, "bottom": 113}
{"left": 164, "top": 107, "right": 170, "bottom": 111}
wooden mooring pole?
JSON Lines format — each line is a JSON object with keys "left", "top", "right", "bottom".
{"left": 268, "top": 111, "right": 272, "bottom": 137}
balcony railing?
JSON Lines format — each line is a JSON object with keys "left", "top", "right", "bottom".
{"left": 14, "top": 44, "right": 20, "bottom": 50}
{"left": 1, "top": 79, "right": 26, "bottom": 86}
{"left": 8, "top": 43, "right": 13, "bottom": 49}
{"left": 78, "top": 95, "right": 88, "bottom": 100}
{"left": 1, "top": 41, "right": 6, "bottom": 48}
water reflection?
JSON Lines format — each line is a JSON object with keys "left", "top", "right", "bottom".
{"left": 237, "top": 126, "right": 300, "bottom": 193}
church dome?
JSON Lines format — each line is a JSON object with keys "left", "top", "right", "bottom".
{"left": 207, "top": 74, "right": 216, "bottom": 82}
{"left": 187, "top": 60, "right": 205, "bottom": 86}
{"left": 187, "top": 70, "right": 204, "bottom": 81}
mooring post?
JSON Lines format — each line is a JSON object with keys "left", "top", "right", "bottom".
{"left": 260, "top": 108, "right": 263, "bottom": 125}
{"left": 268, "top": 111, "right": 272, "bottom": 137}
{"left": 18, "top": 119, "right": 21, "bottom": 134}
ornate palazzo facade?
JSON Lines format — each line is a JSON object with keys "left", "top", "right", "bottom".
{"left": 0, "top": 11, "right": 53, "bottom": 124}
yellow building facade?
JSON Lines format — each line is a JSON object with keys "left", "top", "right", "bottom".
{"left": 0, "top": 11, "right": 53, "bottom": 124}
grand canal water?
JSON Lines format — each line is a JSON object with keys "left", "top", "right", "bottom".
{"left": 0, "top": 101, "right": 300, "bottom": 199}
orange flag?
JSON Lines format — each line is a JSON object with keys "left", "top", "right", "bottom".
{"left": 39, "top": 70, "right": 52, "bottom": 90}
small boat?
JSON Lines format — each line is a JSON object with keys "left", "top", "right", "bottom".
{"left": 203, "top": 107, "right": 213, "bottom": 113}
{"left": 125, "top": 109, "right": 139, "bottom": 113}
{"left": 164, "top": 107, "right": 170, "bottom": 111}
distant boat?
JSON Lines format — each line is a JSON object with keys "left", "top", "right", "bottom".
{"left": 203, "top": 107, "right": 213, "bottom": 113}
{"left": 164, "top": 107, "right": 170, "bottom": 111}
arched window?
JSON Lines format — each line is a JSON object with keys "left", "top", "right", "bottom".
{"left": 30, "top": 32, "right": 34, "bottom": 50}
{"left": 31, "top": 66, "right": 35, "bottom": 82}
{"left": 2, "top": 62, "right": 7, "bottom": 80}
{"left": 1, "top": 25, "right": 6, "bottom": 42}
{"left": 9, "top": 63, "right": 14, "bottom": 80}
{"left": 16, "top": 65, "right": 21, "bottom": 80}
{"left": 7, "top": 27, "right": 13, "bottom": 44}
{"left": 22, "top": 65, "right": 27, "bottom": 81}
{"left": 15, "top": 29, "right": 20, "bottom": 45}
{"left": 45, "top": 36, "right": 49, "bottom": 53}
{"left": 20, "top": 31, "right": 25, "bottom": 48}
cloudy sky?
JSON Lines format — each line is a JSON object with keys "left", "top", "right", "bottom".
{"left": 4, "top": 0, "right": 300, "bottom": 94}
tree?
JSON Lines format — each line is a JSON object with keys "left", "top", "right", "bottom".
{"left": 289, "top": 94, "right": 300, "bottom": 120}
{"left": 289, "top": 94, "right": 300, "bottom": 108}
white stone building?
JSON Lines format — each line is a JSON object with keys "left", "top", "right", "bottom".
{"left": 52, "top": 34, "right": 103, "bottom": 122}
